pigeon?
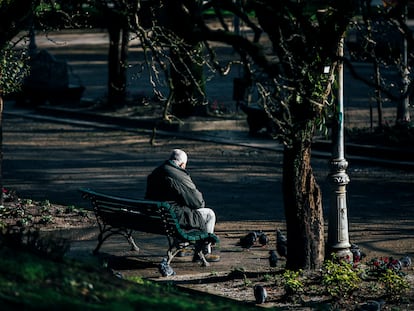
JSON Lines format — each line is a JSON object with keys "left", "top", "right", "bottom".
{"left": 350, "top": 243, "right": 366, "bottom": 263}
{"left": 387, "top": 257, "right": 402, "bottom": 272}
{"left": 400, "top": 256, "right": 412, "bottom": 268}
{"left": 110, "top": 269, "right": 123, "bottom": 279}
{"left": 158, "top": 258, "right": 175, "bottom": 277}
{"left": 276, "top": 229, "right": 287, "bottom": 258}
{"left": 268, "top": 250, "right": 278, "bottom": 267}
{"left": 239, "top": 232, "right": 257, "bottom": 249}
{"left": 253, "top": 285, "right": 267, "bottom": 304}
{"left": 258, "top": 232, "right": 269, "bottom": 246}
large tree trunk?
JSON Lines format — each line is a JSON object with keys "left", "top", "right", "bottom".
{"left": 282, "top": 127, "right": 325, "bottom": 270}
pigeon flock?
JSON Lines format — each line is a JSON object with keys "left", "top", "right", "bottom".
{"left": 238, "top": 230, "right": 269, "bottom": 249}
{"left": 237, "top": 228, "right": 289, "bottom": 273}
{"left": 155, "top": 227, "right": 412, "bottom": 308}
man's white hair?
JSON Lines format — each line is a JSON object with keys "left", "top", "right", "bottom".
{"left": 169, "top": 149, "right": 188, "bottom": 166}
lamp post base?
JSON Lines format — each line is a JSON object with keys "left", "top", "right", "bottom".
{"left": 326, "top": 245, "right": 353, "bottom": 262}
{"left": 327, "top": 158, "right": 352, "bottom": 261}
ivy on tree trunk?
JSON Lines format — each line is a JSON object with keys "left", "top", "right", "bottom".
{"left": 282, "top": 124, "right": 325, "bottom": 270}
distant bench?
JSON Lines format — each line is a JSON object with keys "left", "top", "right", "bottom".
{"left": 79, "top": 188, "right": 219, "bottom": 267}
{"left": 15, "top": 49, "right": 84, "bottom": 106}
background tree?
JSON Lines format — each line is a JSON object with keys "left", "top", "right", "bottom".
{"left": 160, "top": 1, "right": 208, "bottom": 118}
{"left": 93, "top": 1, "right": 133, "bottom": 107}
{"left": 346, "top": 1, "right": 413, "bottom": 128}
{"left": 0, "top": 0, "right": 35, "bottom": 206}
{"left": 33, "top": 0, "right": 133, "bottom": 107}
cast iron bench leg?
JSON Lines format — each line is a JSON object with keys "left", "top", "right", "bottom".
{"left": 197, "top": 250, "right": 210, "bottom": 267}
{"left": 127, "top": 234, "right": 140, "bottom": 252}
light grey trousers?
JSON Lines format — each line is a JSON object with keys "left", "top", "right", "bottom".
{"left": 197, "top": 207, "right": 216, "bottom": 253}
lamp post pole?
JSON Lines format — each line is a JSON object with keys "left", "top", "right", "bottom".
{"left": 401, "top": 4, "right": 410, "bottom": 123}
{"left": 327, "top": 37, "right": 352, "bottom": 260}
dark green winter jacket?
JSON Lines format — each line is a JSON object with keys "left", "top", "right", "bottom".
{"left": 145, "top": 160, "right": 207, "bottom": 232}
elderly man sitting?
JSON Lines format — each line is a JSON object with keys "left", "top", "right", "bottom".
{"left": 145, "top": 149, "right": 220, "bottom": 262}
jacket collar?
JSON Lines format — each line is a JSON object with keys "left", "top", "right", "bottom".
{"left": 167, "top": 160, "right": 187, "bottom": 173}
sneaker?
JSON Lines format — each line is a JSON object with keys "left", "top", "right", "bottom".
{"left": 192, "top": 252, "right": 221, "bottom": 263}
{"left": 205, "top": 253, "right": 221, "bottom": 262}
{"left": 177, "top": 248, "right": 194, "bottom": 257}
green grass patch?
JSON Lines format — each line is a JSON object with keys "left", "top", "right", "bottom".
{"left": 0, "top": 247, "right": 259, "bottom": 311}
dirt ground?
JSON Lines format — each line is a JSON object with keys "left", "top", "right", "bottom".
{"left": 2, "top": 111, "right": 414, "bottom": 309}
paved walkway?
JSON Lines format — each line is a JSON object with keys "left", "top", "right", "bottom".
{"left": 5, "top": 101, "right": 414, "bottom": 170}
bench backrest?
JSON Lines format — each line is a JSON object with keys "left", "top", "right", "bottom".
{"left": 79, "top": 188, "right": 181, "bottom": 237}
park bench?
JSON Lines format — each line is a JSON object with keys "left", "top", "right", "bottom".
{"left": 16, "top": 49, "right": 84, "bottom": 106}
{"left": 79, "top": 188, "right": 219, "bottom": 267}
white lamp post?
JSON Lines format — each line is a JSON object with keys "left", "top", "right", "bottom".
{"left": 327, "top": 37, "right": 352, "bottom": 260}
